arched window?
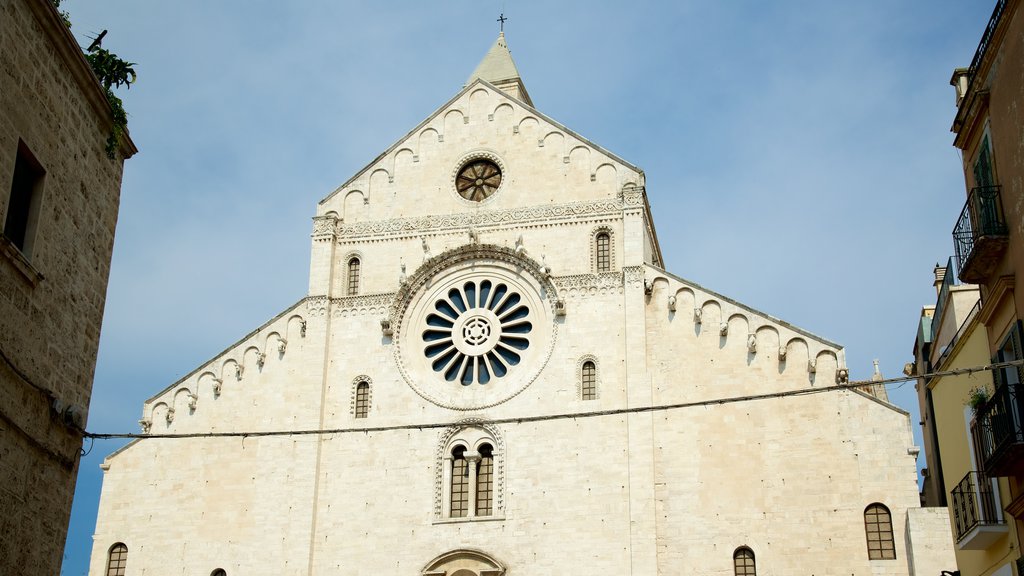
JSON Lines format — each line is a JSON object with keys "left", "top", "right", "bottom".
{"left": 864, "top": 503, "right": 896, "bottom": 560}
{"left": 211, "top": 570, "right": 227, "bottom": 576}
{"left": 347, "top": 257, "right": 361, "bottom": 296}
{"left": 450, "top": 445, "right": 470, "bottom": 518}
{"left": 354, "top": 381, "right": 370, "bottom": 418}
{"left": 581, "top": 361, "right": 597, "bottom": 400}
{"left": 106, "top": 543, "right": 128, "bottom": 576}
{"left": 595, "top": 232, "right": 611, "bottom": 272}
{"left": 439, "top": 426, "right": 503, "bottom": 520}
{"left": 476, "top": 443, "right": 494, "bottom": 516}
{"left": 733, "top": 547, "right": 755, "bottom": 576}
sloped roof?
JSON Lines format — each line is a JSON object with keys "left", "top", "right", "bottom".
{"left": 467, "top": 32, "right": 522, "bottom": 85}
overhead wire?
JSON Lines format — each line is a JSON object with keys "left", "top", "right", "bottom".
{"left": 81, "top": 358, "right": 1024, "bottom": 442}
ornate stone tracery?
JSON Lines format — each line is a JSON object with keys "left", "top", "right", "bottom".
{"left": 390, "top": 244, "right": 560, "bottom": 410}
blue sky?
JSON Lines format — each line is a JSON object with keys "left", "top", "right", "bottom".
{"left": 59, "top": 1, "right": 993, "bottom": 573}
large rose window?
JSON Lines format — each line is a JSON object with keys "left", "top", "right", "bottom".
{"left": 396, "top": 255, "right": 555, "bottom": 410}
{"left": 423, "top": 280, "right": 532, "bottom": 385}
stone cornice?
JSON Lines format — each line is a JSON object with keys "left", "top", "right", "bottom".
{"left": 322, "top": 197, "right": 625, "bottom": 241}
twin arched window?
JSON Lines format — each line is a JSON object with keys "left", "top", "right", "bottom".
{"left": 733, "top": 547, "right": 755, "bottom": 576}
{"left": 450, "top": 442, "right": 495, "bottom": 518}
{"left": 864, "top": 503, "right": 895, "bottom": 559}
{"left": 106, "top": 543, "right": 127, "bottom": 576}
{"left": 347, "top": 257, "right": 361, "bottom": 295}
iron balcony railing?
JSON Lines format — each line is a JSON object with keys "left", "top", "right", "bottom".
{"left": 974, "top": 382, "right": 1024, "bottom": 477}
{"left": 953, "top": 185, "right": 1008, "bottom": 283}
{"left": 950, "top": 471, "right": 1002, "bottom": 542}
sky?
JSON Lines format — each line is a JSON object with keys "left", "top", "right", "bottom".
{"left": 58, "top": 1, "right": 994, "bottom": 573}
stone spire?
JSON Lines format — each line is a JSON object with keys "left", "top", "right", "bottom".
{"left": 467, "top": 32, "right": 533, "bottom": 106}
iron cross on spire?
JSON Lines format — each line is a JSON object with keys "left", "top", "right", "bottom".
{"left": 497, "top": 13, "right": 508, "bottom": 33}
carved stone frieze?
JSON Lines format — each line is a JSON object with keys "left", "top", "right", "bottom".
{"left": 336, "top": 198, "right": 624, "bottom": 240}
{"left": 623, "top": 266, "right": 644, "bottom": 286}
{"left": 551, "top": 272, "right": 624, "bottom": 297}
{"left": 306, "top": 296, "right": 329, "bottom": 317}
{"left": 330, "top": 293, "right": 394, "bottom": 318}
{"left": 311, "top": 215, "right": 339, "bottom": 240}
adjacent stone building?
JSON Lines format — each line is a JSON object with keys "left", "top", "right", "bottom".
{"left": 90, "top": 34, "right": 938, "bottom": 575}
{"left": 0, "top": 0, "right": 136, "bottom": 574}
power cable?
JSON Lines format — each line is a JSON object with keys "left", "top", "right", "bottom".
{"left": 81, "top": 358, "right": 1024, "bottom": 442}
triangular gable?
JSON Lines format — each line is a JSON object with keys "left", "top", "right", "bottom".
{"left": 319, "top": 78, "right": 644, "bottom": 206}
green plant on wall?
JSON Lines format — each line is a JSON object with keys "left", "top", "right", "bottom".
{"left": 84, "top": 47, "right": 136, "bottom": 157}
{"left": 51, "top": 0, "right": 135, "bottom": 158}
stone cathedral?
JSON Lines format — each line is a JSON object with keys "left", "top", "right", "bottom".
{"left": 89, "top": 34, "right": 946, "bottom": 576}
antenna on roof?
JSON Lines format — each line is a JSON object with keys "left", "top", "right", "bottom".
{"left": 86, "top": 29, "right": 107, "bottom": 52}
{"left": 497, "top": 13, "right": 508, "bottom": 33}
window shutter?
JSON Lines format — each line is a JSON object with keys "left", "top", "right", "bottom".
{"left": 992, "top": 352, "right": 1005, "bottom": 389}
{"left": 1012, "top": 320, "right": 1024, "bottom": 385}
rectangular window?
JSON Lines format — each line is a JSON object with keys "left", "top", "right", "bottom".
{"left": 476, "top": 450, "right": 493, "bottom": 516}
{"left": 4, "top": 140, "right": 45, "bottom": 257}
{"left": 994, "top": 321, "right": 1023, "bottom": 387}
{"left": 450, "top": 456, "right": 469, "bottom": 518}
{"left": 354, "top": 382, "right": 369, "bottom": 418}
{"left": 974, "top": 134, "right": 995, "bottom": 188}
{"left": 582, "top": 362, "right": 596, "bottom": 400}
{"left": 596, "top": 233, "right": 610, "bottom": 272}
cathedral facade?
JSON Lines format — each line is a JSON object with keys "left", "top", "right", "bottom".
{"left": 90, "top": 35, "right": 937, "bottom": 576}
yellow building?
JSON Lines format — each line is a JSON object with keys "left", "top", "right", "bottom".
{"left": 915, "top": 263, "right": 1019, "bottom": 576}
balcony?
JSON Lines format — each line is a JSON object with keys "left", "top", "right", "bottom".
{"left": 974, "top": 382, "right": 1024, "bottom": 477}
{"left": 954, "top": 185, "right": 1008, "bottom": 283}
{"left": 951, "top": 471, "right": 1007, "bottom": 549}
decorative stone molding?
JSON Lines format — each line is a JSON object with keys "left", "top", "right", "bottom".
{"left": 165, "top": 406, "right": 175, "bottom": 423}
{"left": 311, "top": 214, "right": 339, "bottom": 241}
{"left": 552, "top": 271, "right": 623, "bottom": 290}
{"left": 836, "top": 368, "right": 849, "bottom": 384}
{"left": 380, "top": 318, "right": 393, "bottom": 337}
{"left": 778, "top": 346, "right": 788, "bottom": 361}
{"left": 747, "top": 333, "right": 757, "bottom": 354}
{"left": 187, "top": 393, "right": 198, "bottom": 412}
{"left": 694, "top": 307, "right": 703, "bottom": 324}
{"left": 234, "top": 364, "right": 244, "bottom": 380}
{"left": 554, "top": 298, "right": 566, "bottom": 316}
{"left": 667, "top": 295, "right": 676, "bottom": 312}
{"left": 138, "top": 418, "right": 151, "bottom": 433}
{"left": 620, "top": 184, "right": 644, "bottom": 207}
{"left": 211, "top": 378, "right": 223, "bottom": 397}
{"left": 331, "top": 293, "right": 393, "bottom": 319}
{"left": 255, "top": 351, "right": 266, "bottom": 369}
{"left": 277, "top": 339, "right": 287, "bottom": 355}
{"left": 720, "top": 323, "right": 729, "bottom": 337}
{"left": 335, "top": 197, "right": 623, "bottom": 240}
{"left": 808, "top": 359, "right": 817, "bottom": 374}
{"left": 623, "top": 266, "right": 644, "bottom": 286}
{"left": 306, "top": 296, "right": 329, "bottom": 317}
{"left": 421, "top": 549, "right": 506, "bottom": 576}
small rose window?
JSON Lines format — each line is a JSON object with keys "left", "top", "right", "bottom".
{"left": 422, "top": 280, "right": 532, "bottom": 385}
{"left": 456, "top": 159, "right": 502, "bottom": 201}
